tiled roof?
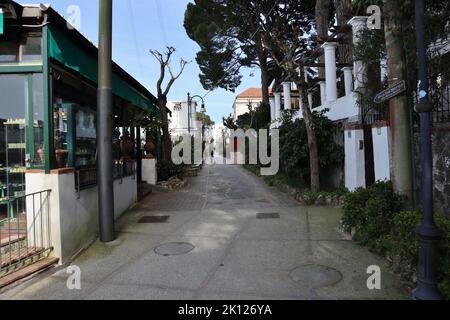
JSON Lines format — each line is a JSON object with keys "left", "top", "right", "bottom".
{"left": 236, "top": 87, "right": 275, "bottom": 99}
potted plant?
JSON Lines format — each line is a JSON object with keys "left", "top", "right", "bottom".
{"left": 55, "top": 149, "right": 68, "bottom": 168}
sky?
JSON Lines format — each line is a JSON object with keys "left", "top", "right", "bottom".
{"left": 41, "top": 0, "right": 261, "bottom": 124}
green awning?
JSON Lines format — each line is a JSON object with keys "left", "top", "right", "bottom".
{"left": 47, "top": 26, "right": 161, "bottom": 118}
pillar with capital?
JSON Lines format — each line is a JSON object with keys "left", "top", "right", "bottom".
{"left": 322, "top": 42, "right": 338, "bottom": 102}
{"left": 348, "top": 16, "right": 369, "bottom": 92}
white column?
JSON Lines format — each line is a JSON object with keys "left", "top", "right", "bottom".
{"left": 322, "top": 42, "right": 338, "bottom": 102}
{"left": 343, "top": 67, "right": 354, "bottom": 96}
{"left": 308, "top": 92, "right": 313, "bottom": 108}
{"left": 269, "top": 97, "right": 276, "bottom": 121}
{"left": 380, "top": 57, "right": 388, "bottom": 82}
{"left": 348, "top": 16, "right": 369, "bottom": 91}
{"left": 319, "top": 81, "right": 327, "bottom": 107}
{"left": 274, "top": 92, "right": 282, "bottom": 119}
{"left": 282, "top": 82, "right": 292, "bottom": 110}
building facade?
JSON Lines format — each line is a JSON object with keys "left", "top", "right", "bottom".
{"left": 0, "top": 2, "right": 162, "bottom": 266}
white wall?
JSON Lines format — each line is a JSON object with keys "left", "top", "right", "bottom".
{"left": 26, "top": 169, "right": 137, "bottom": 264}
{"left": 372, "top": 126, "right": 391, "bottom": 182}
{"left": 294, "top": 93, "right": 359, "bottom": 122}
{"left": 167, "top": 101, "right": 201, "bottom": 140}
{"left": 344, "top": 129, "right": 366, "bottom": 191}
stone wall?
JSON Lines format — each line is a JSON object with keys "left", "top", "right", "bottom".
{"left": 414, "top": 123, "right": 450, "bottom": 217}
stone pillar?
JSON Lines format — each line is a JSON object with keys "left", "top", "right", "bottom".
{"left": 319, "top": 81, "right": 327, "bottom": 106}
{"left": 343, "top": 67, "right": 354, "bottom": 96}
{"left": 269, "top": 97, "right": 276, "bottom": 121}
{"left": 142, "top": 158, "right": 158, "bottom": 185}
{"left": 283, "top": 82, "right": 292, "bottom": 110}
{"left": 344, "top": 128, "right": 366, "bottom": 191}
{"left": 322, "top": 42, "right": 338, "bottom": 102}
{"left": 274, "top": 92, "right": 282, "bottom": 118}
{"left": 348, "top": 16, "right": 369, "bottom": 91}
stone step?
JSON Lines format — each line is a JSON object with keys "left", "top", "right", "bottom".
{"left": 0, "top": 257, "right": 59, "bottom": 289}
{"left": 0, "top": 247, "right": 45, "bottom": 269}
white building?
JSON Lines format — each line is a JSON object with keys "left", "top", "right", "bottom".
{"left": 232, "top": 88, "right": 265, "bottom": 121}
{"left": 167, "top": 101, "right": 202, "bottom": 141}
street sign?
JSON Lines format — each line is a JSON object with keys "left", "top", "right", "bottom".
{"left": 374, "top": 80, "right": 407, "bottom": 104}
{"left": 0, "top": 9, "right": 4, "bottom": 35}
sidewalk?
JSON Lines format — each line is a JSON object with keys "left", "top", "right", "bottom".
{"left": 1, "top": 162, "right": 408, "bottom": 300}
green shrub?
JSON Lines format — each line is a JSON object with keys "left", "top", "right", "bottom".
{"left": 157, "top": 160, "right": 184, "bottom": 182}
{"left": 341, "top": 181, "right": 404, "bottom": 250}
{"left": 390, "top": 211, "right": 450, "bottom": 299}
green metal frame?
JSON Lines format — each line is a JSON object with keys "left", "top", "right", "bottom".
{"left": 0, "top": 65, "right": 43, "bottom": 74}
{"left": 42, "top": 25, "right": 52, "bottom": 173}
{"left": 26, "top": 74, "right": 34, "bottom": 163}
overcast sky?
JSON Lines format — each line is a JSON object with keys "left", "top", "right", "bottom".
{"left": 41, "top": 0, "right": 261, "bottom": 123}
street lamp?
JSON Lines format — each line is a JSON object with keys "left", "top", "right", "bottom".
{"left": 187, "top": 93, "right": 206, "bottom": 136}
{"left": 412, "top": 0, "right": 443, "bottom": 300}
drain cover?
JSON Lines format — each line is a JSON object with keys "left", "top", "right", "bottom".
{"left": 256, "top": 213, "right": 280, "bottom": 219}
{"left": 289, "top": 264, "right": 342, "bottom": 288}
{"left": 138, "top": 216, "right": 169, "bottom": 223}
{"left": 155, "top": 242, "right": 195, "bottom": 256}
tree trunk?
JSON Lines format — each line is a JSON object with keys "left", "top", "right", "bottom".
{"left": 383, "top": 0, "right": 413, "bottom": 208}
{"left": 257, "top": 37, "right": 270, "bottom": 106}
{"left": 316, "top": 0, "right": 331, "bottom": 79}
{"left": 333, "top": 0, "right": 352, "bottom": 64}
{"left": 298, "top": 82, "right": 320, "bottom": 192}
{"left": 158, "top": 96, "right": 172, "bottom": 162}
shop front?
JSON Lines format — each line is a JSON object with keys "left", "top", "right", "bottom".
{"left": 0, "top": 2, "right": 161, "bottom": 265}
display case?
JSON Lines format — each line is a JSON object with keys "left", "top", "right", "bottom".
{"left": 53, "top": 103, "right": 97, "bottom": 169}
{"left": 0, "top": 119, "right": 26, "bottom": 219}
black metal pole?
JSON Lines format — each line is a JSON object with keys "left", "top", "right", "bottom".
{"left": 412, "top": 0, "right": 442, "bottom": 300}
{"left": 187, "top": 92, "right": 191, "bottom": 135}
{"left": 97, "top": 0, "right": 115, "bottom": 243}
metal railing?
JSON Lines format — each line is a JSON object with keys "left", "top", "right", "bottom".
{"left": 75, "top": 161, "right": 136, "bottom": 192}
{"left": 0, "top": 190, "right": 52, "bottom": 277}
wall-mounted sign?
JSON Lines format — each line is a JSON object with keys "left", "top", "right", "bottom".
{"left": 0, "top": 9, "right": 4, "bottom": 35}
{"left": 374, "top": 80, "right": 407, "bottom": 104}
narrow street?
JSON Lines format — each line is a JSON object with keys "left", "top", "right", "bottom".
{"left": 1, "top": 161, "right": 406, "bottom": 300}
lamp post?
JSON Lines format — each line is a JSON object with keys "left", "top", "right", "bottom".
{"left": 186, "top": 93, "right": 206, "bottom": 137}
{"left": 412, "top": 0, "right": 443, "bottom": 300}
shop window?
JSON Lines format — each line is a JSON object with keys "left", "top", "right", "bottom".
{"left": 0, "top": 31, "right": 42, "bottom": 63}
{"left": 0, "top": 74, "right": 27, "bottom": 218}
{"left": 20, "top": 32, "right": 42, "bottom": 62}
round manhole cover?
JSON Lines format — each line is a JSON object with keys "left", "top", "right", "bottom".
{"left": 289, "top": 264, "right": 342, "bottom": 288}
{"left": 155, "top": 242, "right": 195, "bottom": 256}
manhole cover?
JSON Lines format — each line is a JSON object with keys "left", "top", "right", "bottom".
{"left": 256, "top": 213, "right": 280, "bottom": 219}
{"left": 289, "top": 264, "right": 342, "bottom": 288}
{"left": 138, "top": 216, "right": 170, "bottom": 223}
{"left": 155, "top": 242, "right": 195, "bottom": 256}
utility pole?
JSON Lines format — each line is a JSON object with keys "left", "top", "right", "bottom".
{"left": 412, "top": 0, "right": 442, "bottom": 300}
{"left": 97, "top": 0, "right": 115, "bottom": 242}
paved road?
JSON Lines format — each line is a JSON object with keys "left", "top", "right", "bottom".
{"left": 2, "top": 162, "right": 407, "bottom": 300}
